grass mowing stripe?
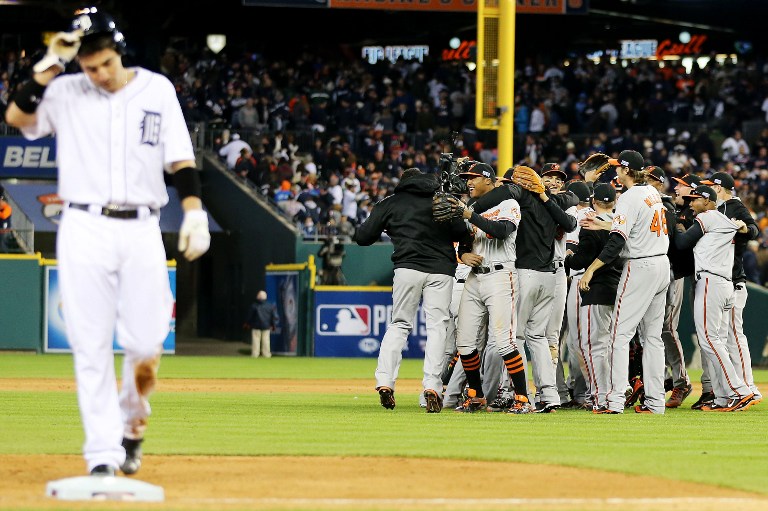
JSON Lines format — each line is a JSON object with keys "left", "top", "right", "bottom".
{"left": 1, "top": 390, "right": 767, "bottom": 494}
{"left": 2, "top": 354, "right": 768, "bottom": 383}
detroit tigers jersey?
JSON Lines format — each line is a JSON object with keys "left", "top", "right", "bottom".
{"left": 469, "top": 198, "right": 521, "bottom": 263}
{"left": 21, "top": 67, "right": 194, "bottom": 209}
{"left": 693, "top": 210, "right": 738, "bottom": 278}
{"left": 610, "top": 184, "right": 669, "bottom": 259}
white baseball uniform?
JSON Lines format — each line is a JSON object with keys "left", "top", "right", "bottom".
{"left": 605, "top": 184, "right": 670, "bottom": 413}
{"left": 691, "top": 210, "right": 752, "bottom": 406}
{"left": 562, "top": 206, "right": 593, "bottom": 404}
{"left": 548, "top": 208, "right": 572, "bottom": 403}
{"left": 456, "top": 198, "right": 522, "bottom": 361}
{"left": 21, "top": 67, "right": 193, "bottom": 471}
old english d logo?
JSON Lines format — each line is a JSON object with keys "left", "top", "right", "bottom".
{"left": 140, "top": 111, "right": 161, "bottom": 146}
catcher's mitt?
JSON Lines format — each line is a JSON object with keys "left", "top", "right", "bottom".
{"left": 578, "top": 152, "right": 612, "bottom": 177}
{"left": 432, "top": 192, "right": 466, "bottom": 222}
{"left": 512, "top": 166, "right": 546, "bottom": 194}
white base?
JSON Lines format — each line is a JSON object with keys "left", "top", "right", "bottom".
{"left": 46, "top": 475, "right": 164, "bottom": 502}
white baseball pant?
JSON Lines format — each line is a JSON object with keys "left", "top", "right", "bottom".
{"left": 375, "top": 268, "right": 452, "bottom": 395}
{"left": 58, "top": 209, "right": 172, "bottom": 472}
{"left": 694, "top": 274, "right": 751, "bottom": 406}
{"left": 516, "top": 268, "right": 559, "bottom": 405}
{"left": 725, "top": 284, "right": 761, "bottom": 398}
{"left": 662, "top": 275, "right": 690, "bottom": 388}
{"left": 606, "top": 257, "right": 669, "bottom": 413}
{"left": 582, "top": 303, "right": 612, "bottom": 408}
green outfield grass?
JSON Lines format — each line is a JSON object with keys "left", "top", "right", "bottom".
{"left": 1, "top": 354, "right": 767, "bottom": 495}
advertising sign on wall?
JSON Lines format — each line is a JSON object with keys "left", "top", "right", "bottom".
{"left": 43, "top": 266, "right": 177, "bottom": 353}
{"left": 0, "top": 137, "right": 58, "bottom": 179}
{"left": 314, "top": 288, "right": 426, "bottom": 358}
{"left": 264, "top": 271, "right": 300, "bottom": 355}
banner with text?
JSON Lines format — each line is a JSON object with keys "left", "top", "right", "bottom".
{"left": 0, "top": 137, "right": 58, "bottom": 178}
{"left": 314, "top": 288, "right": 426, "bottom": 358}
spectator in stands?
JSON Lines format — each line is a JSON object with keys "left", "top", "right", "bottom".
{"left": 327, "top": 173, "right": 343, "bottom": 208}
{"left": 721, "top": 129, "right": 750, "bottom": 162}
{"left": 341, "top": 178, "right": 358, "bottom": 221}
{"left": 237, "top": 97, "right": 261, "bottom": 131}
{"left": 0, "top": 186, "right": 12, "bottom": 253}
{"left": 219, "top": 133, "right": 252, "bottom": 169}
{"left": 274, "top": 180, "right": 293, "bottom": 203}
{"left": 234, "top": 147, "right": 258, "bottom": 182}
{"left": 181, "top": 96, "right": 208, "bottom": 124}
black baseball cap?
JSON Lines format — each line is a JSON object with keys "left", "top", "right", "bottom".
{"left": 459, "top": 162, "right": 496, "bottom": 181}
{"left": 565, "top": 180, "right": 590, "bottom": 202}
{"left": 593, "top": 183, "right": 617, "bottom": 202}
{"left": 672, "top": 173, "right": 713, "bottom": 188}
{"left": 541, "top": 162, "right": 567, "bottom": 179}
{"left": 608, "top": 150, "right": 644, "bottom": 171}
{"left": 688, "top": 185, "right": 717, "bottom": 201}
{"left": 709, "top": 172, "right": 735, "bottom": 190}
{"left": 645, "top": 166, "right": 666, "bottom": 183}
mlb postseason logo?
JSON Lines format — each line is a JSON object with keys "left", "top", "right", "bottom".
{"left": 316, "top": 305, "right": 371, "bottom": 336}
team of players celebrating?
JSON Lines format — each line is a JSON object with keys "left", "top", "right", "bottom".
{"left": 359, "top": 150, "right": 762, "bottom": 415}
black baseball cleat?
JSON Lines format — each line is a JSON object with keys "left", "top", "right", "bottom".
{"left": 691, "top": 391, "right": 716, "bottom": 410}
{"left": 90, "top": 464, "right": 116, "bottom": 477}
{"left": 120, "top": 437, "right": 143, "bottom": 475}
{"left": 534, "top": 402, "right": 560, "bottom": 413}
{"left": 377, "top": 386, "right": 396, "bottom": 410}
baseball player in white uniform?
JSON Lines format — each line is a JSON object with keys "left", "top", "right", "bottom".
{"left": 710, "top": 172, "right": 763, "bottom": 404}
{"left": 674, "top": 186, "right": 756, "bottom": 412}
{"left": 452, "top": 163, "right": 531, "bottom": 414}
{"left": 579, "top": 150, "right": 669, "bottom": 414}
{"left": 5, "top": 7, "right": 211, "bottom": 476}
{"left": 560, "top": 180, "right": 593, "bottom": 408}
{"left": 538, "top": 165, "right": 572, "bottom": 404}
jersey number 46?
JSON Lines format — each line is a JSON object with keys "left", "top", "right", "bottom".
{"left": 649, "top": 210, "right": 668, "bottom": 237}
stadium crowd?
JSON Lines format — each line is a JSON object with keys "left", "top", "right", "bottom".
{"left": 2, "top": 45, "right": 768, "bottom": 284}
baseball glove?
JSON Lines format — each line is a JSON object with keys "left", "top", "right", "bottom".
{"left": 512, "top": 166, "right": 545, "bottom": 194}
{"left": 578, "top": 152, "right": 611, "bottom": 177}
{"left": 432, "top": 192, "right": 466, "bottom": 222}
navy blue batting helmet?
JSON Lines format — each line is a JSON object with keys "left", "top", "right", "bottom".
{"left": 71, "top": 7, "right": 126, "bottom": 54}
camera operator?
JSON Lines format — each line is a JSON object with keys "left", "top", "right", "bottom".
{"left": 318, "top": 235, "right": 346, "bottom": 285}
{"left": 354, "top": 168, "right": 470, "bottom": 413}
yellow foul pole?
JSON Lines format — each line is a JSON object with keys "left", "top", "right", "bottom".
{"left": 497, "top": 0, "right": 516, "bottom": 175}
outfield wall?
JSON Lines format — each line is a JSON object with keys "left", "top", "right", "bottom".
{"left": 309, "top": 279, "right": 768, "bottom": 363}
{"left": 0, "top": 254, "right": 42, "bottom": 351}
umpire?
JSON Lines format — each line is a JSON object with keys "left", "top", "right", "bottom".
{"left": 353, "top": 168, "right": 469, "bottom": 413}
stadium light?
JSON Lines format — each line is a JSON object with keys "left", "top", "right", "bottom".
{"left": 206, "top": 34, "right": 226, "bottom": 54}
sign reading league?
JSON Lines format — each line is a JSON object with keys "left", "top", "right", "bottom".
{"left": 620, "top": 40, "right": 658, "bottom": 59}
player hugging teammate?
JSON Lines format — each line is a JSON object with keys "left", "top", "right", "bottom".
{"left": 358, "top": 148, "right": 761, "bottom": 416}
